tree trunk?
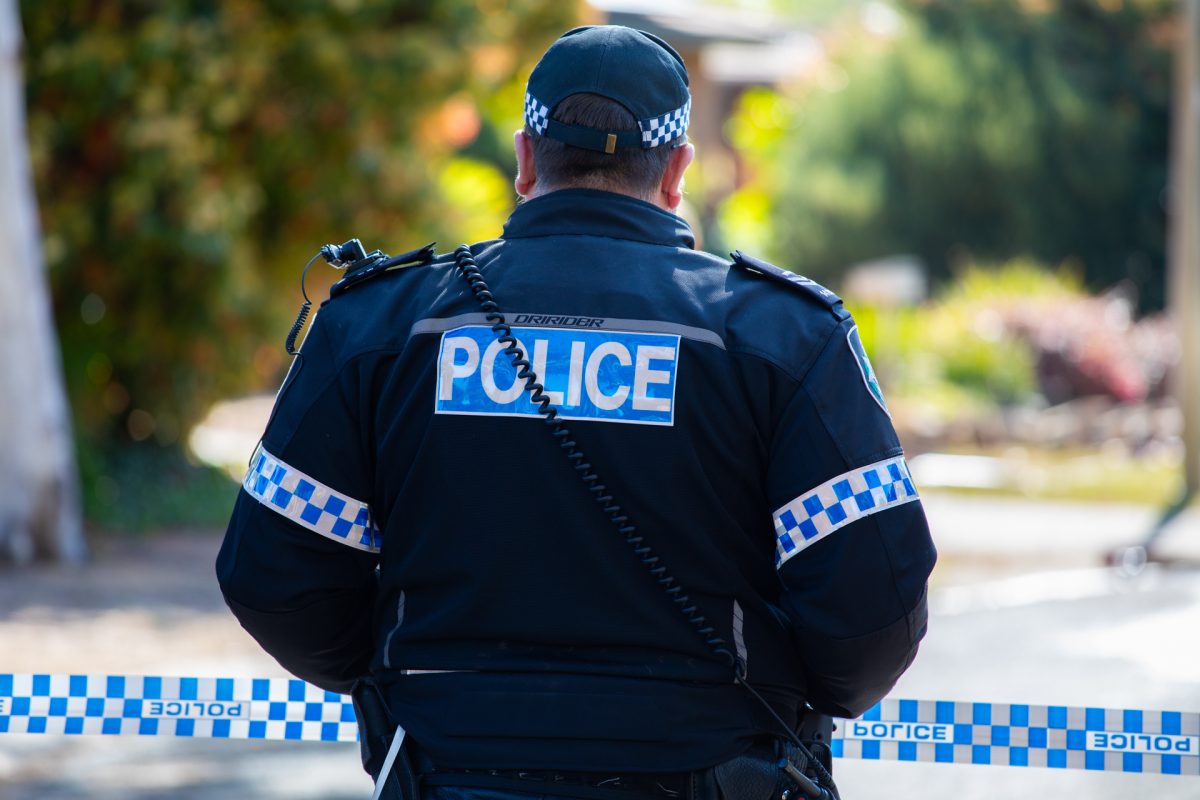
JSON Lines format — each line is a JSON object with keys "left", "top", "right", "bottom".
{"left": 1170, "top": 0, "right": 1200, "bottom": 497}
{"left": 0, "top": 0, "right": 86, "bottom": 564}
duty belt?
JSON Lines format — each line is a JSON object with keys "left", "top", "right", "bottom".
{"left": 421, "top": 768, "right": 690, "bottom": 800}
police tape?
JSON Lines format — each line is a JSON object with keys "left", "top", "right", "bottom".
{"left": 834, "top": 698, "right": 1198, "bottom": 776}
{"left": 1, "top": 673, "right": 1197, "bottom": 777}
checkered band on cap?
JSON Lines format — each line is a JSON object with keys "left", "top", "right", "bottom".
{"left": 243, "top": 444, "right": 381, "bottom": 553}
{"left": 524, "top": 92, "right": 551, "bottom": 136}
{"left": 773, "top": 455, "right": 918, "bottom": 568}
{"left": 640, "top": 98, "right": 690, "bottom": 148}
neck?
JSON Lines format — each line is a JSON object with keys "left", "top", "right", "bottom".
{"left": 528, "top": 182, "right": 665, "bottom": 210}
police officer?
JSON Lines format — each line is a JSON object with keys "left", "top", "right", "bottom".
{"left": 217, "top": 24, "right": 936, "bottom": 800}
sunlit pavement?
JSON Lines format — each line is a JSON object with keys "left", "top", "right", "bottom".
{"left": 837, "top": 492, "right": 1200, "bottom": 799}
{"left": 0, "top": 493, "right": 1197, "bottom": 798}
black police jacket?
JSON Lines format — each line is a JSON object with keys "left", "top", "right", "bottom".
{"left": 217, "top": 188, "right": 937, "bottom": 773}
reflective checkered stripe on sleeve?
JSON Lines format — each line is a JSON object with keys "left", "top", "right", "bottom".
{"left": 773, "top": 455, "right": 918, "bottom": 567}
{"left": 243, "top": 444, "right": 381, "bottom": 553}
{"left": 834, "top": 699, "right": 1200, "bottom": 776}
{"left": 0, "top": 674, "right": 358, "bottom": 743}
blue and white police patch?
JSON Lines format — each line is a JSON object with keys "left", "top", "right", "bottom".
{"left": 847, "top": 325, "right": 889, "bottom": 417}
{"left": 435, "top": 326, "right": 680, "bottom": 426}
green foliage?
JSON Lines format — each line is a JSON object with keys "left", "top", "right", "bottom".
{"left": 22, "top": 0, "right": 577, "bottom": 454}
{"left": 915, "top": 262, "right": 1082, "bottom": 404}
{"left": 77, "top": 439, "right": 238, "bottom": 532}
{"left": 937, "top": 337, "right": 1034, "bottom": 406}
{"left": 852, "top": 259, "right": 1084, "bottom": 408}
{"left": 723, "top": 0, "right": 1172, "bottom": 309}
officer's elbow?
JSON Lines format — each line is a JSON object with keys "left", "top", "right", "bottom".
{"left": 802, "top": 589, "right": 929, "bottom": 718}
{"left": 224, "top": 593, "right": 370, "bottom": 694}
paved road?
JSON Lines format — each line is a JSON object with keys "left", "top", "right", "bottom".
{"left": 0, "top": 493, "right": 1197, "bottom": 798}
{"left": 836, "top": 564, "right": 1200, "bottom": 799}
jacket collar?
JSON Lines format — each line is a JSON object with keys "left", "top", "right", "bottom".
{"left": 501, "top": 188, "right": 695, "bottom": 250}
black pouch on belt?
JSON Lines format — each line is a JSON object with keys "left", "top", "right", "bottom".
{"left": 710, "top": 744, "right": 782, "bottom": 800}
{"left": 709, "top": 733, "right": 839, "bottom": 800}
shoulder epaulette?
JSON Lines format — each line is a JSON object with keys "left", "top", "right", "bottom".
{"left": 730, "top": 250, "right": 843, "bottom": 311}
{"left": 330, "top": 242, "right": 437, "bottom": 298}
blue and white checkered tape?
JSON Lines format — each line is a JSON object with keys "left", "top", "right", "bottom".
{"left": 2, "top": 673, "right": 1196, "bottom": 776}
{"left": 0, "top": 673, "right": 358, "bottom": 743}
{"left": 835, "top": 698, "right": 1199, "bottom": 776}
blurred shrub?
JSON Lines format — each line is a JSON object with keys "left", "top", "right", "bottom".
{"left": 1004, "top": 283, "right": 1175, "bottom": 405}
{"left": 910, "top": 262, "right": 1072, "bottom": 406}
{"left": 77, "top": 439, "right": 237, "bottom": 533}
{"left": 723, "top": 0, "right": 1172, "bottom": 309}
{"left": 855, "top": 259, "right": 1177, "bottom": 422}
{"left": 938, "top": 338, "right": 1035, "bottom": 406}
{"left": 22, "top": 0, "right": 577, "bottom": 459}
{"left": 853, "top": 260, "right": 1071, "bottom": 411}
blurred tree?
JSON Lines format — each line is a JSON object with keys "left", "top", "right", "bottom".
{"left": 19, "top": 2, "right": 576, "bottom": 466}
{"left": 724, "top": 0, "right": 1173, "bottom": 309}
{"left": 0, "top": 0, "right": 85, "bottom": 563}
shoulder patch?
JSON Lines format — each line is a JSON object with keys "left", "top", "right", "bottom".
{"left": 730, "top": 251, "right": 844, "bottom": 311}
{"left": 329, "top": 242, "right": 437, "bottom": 298}
{"left": 846, "top": 324, "right": 890, "bottom": 418}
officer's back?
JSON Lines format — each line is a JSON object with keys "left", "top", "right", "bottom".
{"left": 217, "top": 23, "right": 936, "bottom": 797}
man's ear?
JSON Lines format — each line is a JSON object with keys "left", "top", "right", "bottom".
{"left": 659, "top": 142, "right": 695, "bottom": 211}
{"left": 514, "top": 130, "right": 537, "bottom": 198}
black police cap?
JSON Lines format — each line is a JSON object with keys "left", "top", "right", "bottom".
{"left": 524, "top": 25, "right": 691, "bottom": 154}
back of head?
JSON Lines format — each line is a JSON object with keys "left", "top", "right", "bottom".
{"left": 522, "top": 26, "right": 691, "bottom": 200}
{"left": 526, "top": 94, "right": 673, "bottom": 197}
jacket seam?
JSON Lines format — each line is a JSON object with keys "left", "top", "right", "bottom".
{"left": 724, "top": 312, "right": 844, "bottom": 388}
{"left": 272, "top": 345, "right": 405, "bottom": 457}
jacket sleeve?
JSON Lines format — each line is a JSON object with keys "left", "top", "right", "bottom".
{"left": 215, "top": 308, "right": 380, "bottom": 694}
{"left": 765, "top": 316, "right": 936, "bottom": 718}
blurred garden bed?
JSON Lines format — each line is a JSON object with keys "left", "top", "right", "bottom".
{"left": 855, "top": 260, "right": 1184, "bottom": 507}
